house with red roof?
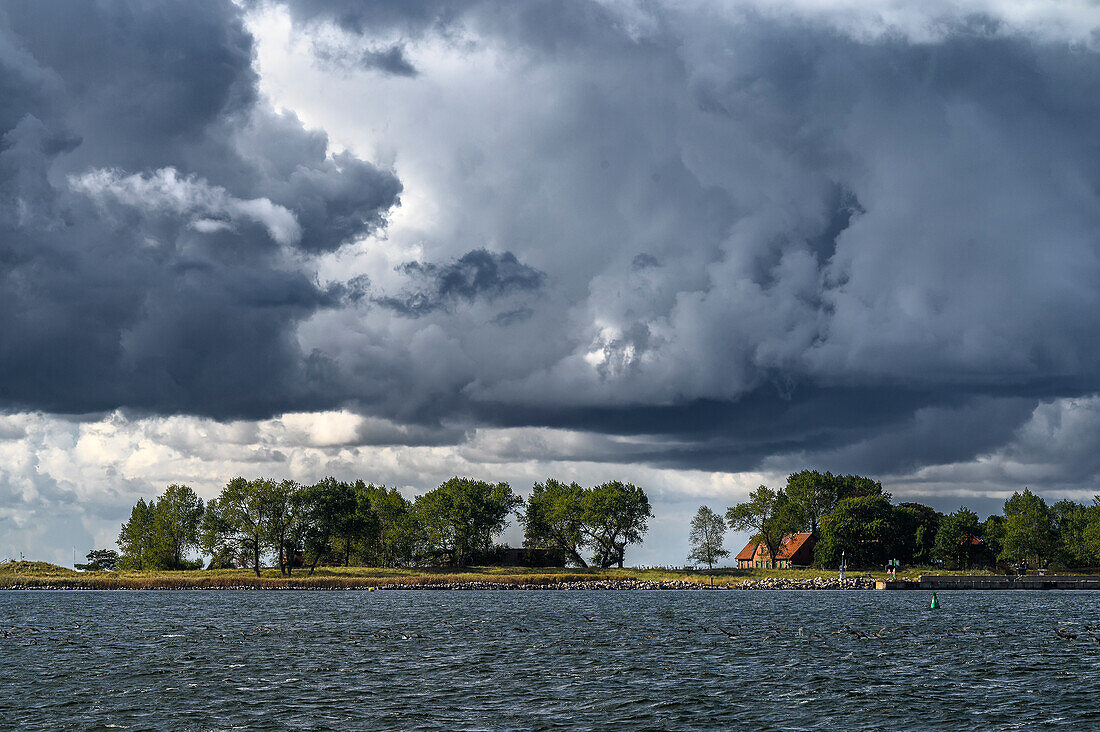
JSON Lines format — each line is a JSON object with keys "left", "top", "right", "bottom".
{"left": 736, "top": 532, "right": 817, "bottom": 569}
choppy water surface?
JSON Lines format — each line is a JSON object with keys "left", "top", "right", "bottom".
{"left": 2, "top": 589, "right": 1099, "bottom": 730}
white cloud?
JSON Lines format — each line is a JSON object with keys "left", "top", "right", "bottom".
{"left": 69, "top": 166, "right": 303, "bottom": 245}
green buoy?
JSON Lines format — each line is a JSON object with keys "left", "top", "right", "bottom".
{"left": 930, "top": 591, "right": 939, "bottom": 609}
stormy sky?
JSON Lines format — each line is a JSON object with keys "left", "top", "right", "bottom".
{"left": 2, "top": 0, "right": 1100, "bottom": 565}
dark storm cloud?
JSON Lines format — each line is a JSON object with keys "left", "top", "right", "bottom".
{"left": 0, "top": 1, "right": 400, "bottom": 418}
{"left": 376, "top": 250, "right": 546, "bottom": 316}
{"left": 5, "top": 0, "right": 1100, "bottom": 487}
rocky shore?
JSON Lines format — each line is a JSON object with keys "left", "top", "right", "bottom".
{"left": 734, "top": 576, "right": 876, "bottom": 590}
{"left": 2, "top": 576, "right": 876, "bottom": 591}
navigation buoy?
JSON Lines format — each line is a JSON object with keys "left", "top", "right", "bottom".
{"left": 930, "top": 591, "right": 939, "bottom": 609}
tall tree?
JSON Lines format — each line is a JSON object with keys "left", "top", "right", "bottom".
{"left": 152, "top": 484, "right": 204, "bottom": 570}
{"left": 582, "top": 481, "right": 652, "bottom": 568}
{"left": 1001, "top": 488, "right": 1055, "bottom": 567}
{"left": 726, "top": 486, "right": 796, "bottom": 569}
{"left": 785, "top": 470, "right": 837, "bottom": 534}
{"left": 202, "top": 477, "right": 272, "bottom": 576}
{"left": 117, "top": 498, "right": 156, "bottom": 570}
{"left": 359, "top": 485, "right": 417, "bottom": 567}
{"left": 894, "top": 502, "right": 941, "bottom": 565}
{"left": 1050, "top": 499, "right": 1100, "bottom": 568}
{"left": 415, "top": 477, "right": 520, "bottom": 566}
{"left": 932, "top": 508, "right": 986, "bottom": 569}
{"left": 301, "top": 477, "right": 358, "bottom": 574}
{"left": 815, "top": 495, "right": 898, "bottom": 568}
{"left": 263, "top": 479, "right": 299, "bottom": 575}
{"left": 687, "top": 506, "right": 729, "bottom": 570}
{"left": 520, "top": 479, "right": 589, "bottom": 567}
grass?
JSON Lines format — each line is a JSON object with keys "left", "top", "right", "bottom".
{"left": 0, "top": 559, "right": 1007, "bottom": 590}
{"left": 0, "top": 561, "right": 1029, "bottom": 590}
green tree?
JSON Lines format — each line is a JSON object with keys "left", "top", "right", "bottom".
{"left": 784, "top": 470, "right": 887, "bottom": 534}
{"left": 687, "top": 506, "right": 729, "bottom": 570}
{"left": 932, "top": 508, "right": 986, "bottom": 568}
{"left": 726, "top": 486, "right": 797, "bottom": 569}
{"left": 981, "top": 514, "right": 1006, "bottom": 562}
{"left": 76, "top": 548, "right": 119, "bottom": 571}
{"left": 582, "top": 481, "right": 652, "bottom": 568}
{"left": 815, "top": 495, "right": 898, "bottom": 568}
{"left": 1050, "top": 499, "right": 1100, "bottom": 568}
{"left": 202, "top": 477, "right": 272, "bottom": 576}
{"left": 151, "top": 484, "right": 204, "bottom": 570}
{"left": 1083, "top": 498, "right": 1100, "bottom": 566}
{"left": 282, "top": 485, "right": 317, "bottom": 576}
{"left": 895, "top": 502, "right": 941, "bottom": 565}
{"left": 117, "top": 498, "right": 156, "bottom": 570}
{"left": 1001, "top": 488, "right": 1055, "bottom": 567}
{"left": 785, "top": 470, "right": 837, "bottom": 533}
{"left": 415, "top": 477, "right": 520, "bottom": 566}
{"left": 359, "top": 485, "right": 417, "bottom": 567}
{"left": 301, "top": 477, "right": 358, "bottom": 573}
{"left": 263, "top": 479, "right": 299, "bottom": 575}
{"left": 520, "top": 479, "right": 589, "bottom": 567}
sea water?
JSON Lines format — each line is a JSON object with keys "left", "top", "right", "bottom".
{"left": 1, "top": 589, "right": 1098, "bottom": 730}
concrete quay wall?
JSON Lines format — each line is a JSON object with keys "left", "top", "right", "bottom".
{"left": 876, "top": 575, "right": 1100, "bottom": 590}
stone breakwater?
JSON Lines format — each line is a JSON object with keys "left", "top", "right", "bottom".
{"left": 2, "top": 577, "right": 876, "bottom": 591}
{"left": 734, "top": 577, "right": 876, "bottom": 590}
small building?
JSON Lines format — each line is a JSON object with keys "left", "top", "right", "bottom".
{"left": 494, "top": 547, "right": 565, "bottom": 567}
{"left": 736, "top": 533, "right": 817, "bottom": 569}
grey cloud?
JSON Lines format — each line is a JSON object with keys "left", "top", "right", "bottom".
{"left": 376, "top": 249, "right": 546, "bottom": 316}
{"left": 0, "top": 1, "right": 401, "bottom": 419}
{"left": 313, "top": 41, "right": 419, "bottom": 76}
{"left": 5, "top": 0, "right": 1100, "bottom": 494}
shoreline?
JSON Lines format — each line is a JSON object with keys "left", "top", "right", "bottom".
{"left": 0, "top": 577, "right": 879, "bottom": 591}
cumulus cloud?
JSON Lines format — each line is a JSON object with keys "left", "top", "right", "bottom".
{"left": 69, "top": 167, "right": 303, "bottom": 246}
{"left": 4, "top": 0, "right": 1100, "bottom": 561}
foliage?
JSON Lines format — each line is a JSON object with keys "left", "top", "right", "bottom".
{"left": 726, "top": 486, "right": 798, "bottom": 568}
{"left": 784, "top": 471, "right": 837, "bottom": 534}
{"left": 520, "top": 479, "right": 589, "bottom": 566}
{"left": 151, "top": 484, "right": 204, "bottom": 570}
{"left": 932, "top": 508, "right": 989, "bottom": 568}
{"left": 687, "top": 506, "right": 728, "bottom": 570}
{"left": 414, "top": 478, "right": 520, "bottom": 566}
{"left": 1000, "top": 488, "right": 1055, "bottom": 567}
{"left": 75, "top": 548, "right": 120, "bottom": 571}
{"left": 581, "top": 481, "right": 652, "bottom": 568}
{"left": 784, "top": 470, "right": 888, "bottom": 535}
{"left": 520, "top": 479, "right": 652, "bottom": 568}
{"left": 117, "top": 498, "right": 156, "bottom": 570}
{"left": 202, "top": 477, "right": 272, "bottom": 577}
{"left": 894, "top": 502, "right": 941, "bottom": 565}
{"left": 1049, "top": 499, "right": 1100, "bottom": 568}
{"left": 815, "top": 495, "right": 898, "bottom": 568}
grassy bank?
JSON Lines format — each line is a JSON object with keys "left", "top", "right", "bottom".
{"left": 0, "top": 561, "right": 1027, "bottom": 590}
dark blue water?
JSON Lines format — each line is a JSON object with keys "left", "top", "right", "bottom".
{"left": 1, "top": 590, "right": 1098, "bottom": 730}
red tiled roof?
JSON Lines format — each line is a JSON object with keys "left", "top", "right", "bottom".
{"left": 735, "top": 541, "right": 759, "bottom": 561}
{"left": 776, "top": 532, "right": 813, "bottom": 560}
{"left": 736, "top": 533, "right": 814, "bottom": 562}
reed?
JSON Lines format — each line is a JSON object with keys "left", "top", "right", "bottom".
{"left": 0, "top": 560, "right": 1009, "bottom": 590}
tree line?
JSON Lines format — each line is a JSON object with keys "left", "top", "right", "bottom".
{"left": 693, "top": 470, "right": 1100, "bottom": 570}
{"left": 112, "top": 476, "right": 652, "bottom": 575}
